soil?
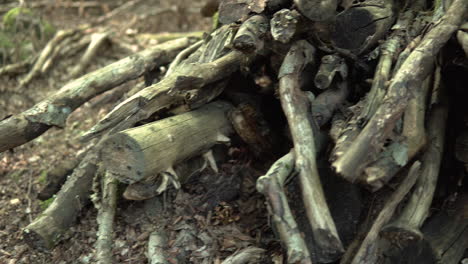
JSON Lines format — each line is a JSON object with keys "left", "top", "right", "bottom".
{"left": 0, "top": 1, "right": 278, "bottom": 263}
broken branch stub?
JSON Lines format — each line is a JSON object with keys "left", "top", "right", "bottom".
{"left": 279, "top": 40, "right": 344, "bottom": 262}
{"left": 100, "top": 101, "right": 233, "bottom": 184}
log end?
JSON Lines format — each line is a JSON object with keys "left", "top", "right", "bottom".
{"left": 23, "top": 217, "right": 62, "bottom": 251}
{"left": 380, "top": 224, "right": 424, "bottom": 246}
{"left": 312, "top": 228, "right": 345, "bottom": 263}
{"left": 101, "top": 134, "right": 145, "bottom": 184}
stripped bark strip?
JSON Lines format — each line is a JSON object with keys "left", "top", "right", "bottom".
{"left": 279, "top": 40, "right": 343, "bottom": 262}
{"left": 0, "top": 37, "right": 194, "bottom": 153}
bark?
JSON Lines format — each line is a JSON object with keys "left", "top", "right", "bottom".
{"left": 233, "top": 15, "right": 269, "bottom": 53}
{"left": 147, "top": 231, "right": 169, "bottom": 264}
{"left": 350, "top": 161, "right": 421, "bottom": 264}
{"left": 314, "top": 54, "right": 347, "bottom": 90}
{"left": 23, "top": 145, "right": 101, "bottom": 250}
{"left": 332, "top": 0, "right": 468, "bottom": 181}
{"left": 95, "top": 170, "right": 118, "bottom": 264}
{"left": 270, "top": 9, "right": 300, "bottom": 44}
{"left": 0, "top": 37, "right": 194, "bottom": 153}
{"left": 221, "top": 247, "right": 266, "bottom": 264}
{"left": 100, "top": 101, "right": 233, "bottom": 184}
{"left": 294, "top": 0, "right": 337, "bottom": 22}
{"left": 381, "top": 70, "right": 448, "bottom": 245}
{"left": 256, "top": 151, "right": 312, "bottom": 263}
{"left": 279, "top": 40, "right": 343, "bottom": 262}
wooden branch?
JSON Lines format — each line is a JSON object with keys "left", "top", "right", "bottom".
{"left": 332, "top": 0, "right": 468, "bottom": 181}
{"left": 221, "top": 247, "right": 266, "bottom": 264}
{"left": 314, "top": 54, "right": 347, "bottom": 90}
{"left": 350, "top": 161, "right": 421, "bottom": 264}
{"left": 100, "top": 101, "right": 233, "bottom": 184}
{"left": 312, "top": 79, "right": 348, "bottom": 127}
{"left": 23, "top": 144, "right": 101, "bottom": 250}
{"left": 0, "top": 37, "right": 194, "bottom": 153}
{"left": 381, "top": 68, "right": 448, "bottom": 244}
{"left": 457, "top": 22, "right": 468, "bottom": 57}
{"left": 95, "top": 170, "right": 118, "bottom": 264}
{"left": 37, "top": 152, "right": 86, "bottom": 200}
{"left": 70, "top": 32, "right": 109, "bottom": 78}
{"left": 233, "top": 15, "right": 269, "bottom": 53}
{"left": 256, "top": 151, "right": 312, "bottom": 263}
{"left": 147, "top": 231, "right": 169, "bottom": 264}
{"left": 82, "top": 45, "right": 252, "bottom": 141}
{"left": 279, "top": 40, "right": 344, "bottom": 262}
{"left": 270, "top": 9, "right": 300, "bottom": 44}
{"left": 294, "top": 0, "right": 337, "bottom": 22}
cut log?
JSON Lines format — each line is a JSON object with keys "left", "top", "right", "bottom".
{"left": 0, "top": 37, "right": 195, "bottom": 153}
{"left": 270, "top": 9, "right": 300, "bottom": 44}
{"left": 294, "top": 0, "right": 337, "bottom": 22}
{"left": 100, "top": 101, "right": 233, "bottom": 184}
{"left": 279, "top": 40, "right": 344, "bottom": 262}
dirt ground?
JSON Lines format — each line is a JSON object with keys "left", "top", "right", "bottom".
{"left": 0, "top": 1, "right": 279, "bottom": 263}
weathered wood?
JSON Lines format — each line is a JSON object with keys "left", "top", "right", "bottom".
{"left": 256, "top": 151, "right": 312, "bottom": 263}
{"left": 294, "top": 0, "right": 337, "bottom": 22}
{"left": 314, "top": 54, "right": 347, "bottom": 90}
{"left": 331, "top": 0, "right": 395, "bottom": 55}
{"left": 381, "top": 69, "right": 448, "bottom": 245}
{"left": 0, "top": 37, "right": 195, "bottom": 153}
{"left": 270, "top": 9, "right": 300, "bottom": 44}
{"left": 458, "top": 22, "right": 468, "bottom": 57}
{"left": 332, "top": 0, "right": 468, "bottom": 181}
{"left": 82, "top": 26, "right": 254, "bottom": 141}
{"left": 23, "top": 145, "right": 101, "bottom": 250}
{"left": 233, "top": 15, "right": 269, "bottom": 53}
{"left": 100, "top": 101, "right": 233, "bottom": 184}
{"left": 350, "top": 161, "right": 421, "bottom": 264}
{"left": 279, "top": 40, "right": 344, "bottom": 262}
{"left": 95, "top": 170, "right": 118, "bottom": 264}
{"left": 218, "top": 0, "right": 266, "bottom": 24}
{"left": 221, "top": 247, "right": 266, "bottom": 264}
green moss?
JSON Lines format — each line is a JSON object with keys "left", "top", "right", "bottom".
{"left": 38, "top": 170, "right": 48, "bottom": 184}
{"left": 39, "top": 197, "right": 55, "bottom": 211}
{"left": 2, "top": 7, "right": 33, "bottom": 32}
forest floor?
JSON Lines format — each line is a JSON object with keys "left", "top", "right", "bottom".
{"left": 0, "top": 1, "right": 278, "bottom": 263}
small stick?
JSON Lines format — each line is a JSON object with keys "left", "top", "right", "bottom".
{"left": 70, "top": 32, "right": 109, "bottom": 78}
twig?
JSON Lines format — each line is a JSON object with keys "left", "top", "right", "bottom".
{"left": 70, "top": 32, "right": 109, "bottom": 78}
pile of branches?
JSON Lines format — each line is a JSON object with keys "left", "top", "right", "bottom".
{"left": 1, "top": 0, "right": 468, "bottom": 263}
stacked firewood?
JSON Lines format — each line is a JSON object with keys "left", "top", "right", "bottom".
{"left": 1, "top": 0, "right": 467, "bottom": 263}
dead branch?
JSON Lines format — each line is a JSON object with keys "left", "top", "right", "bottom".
{"left": 70, "top": 32, "right": 109, "bottom": 78}
{"left": 95, "top": 170, "right": 118, "bottom": 264}
{"left": 256, "top": 151, "right": 312, "bottom": 263}
{"left": 332, "top": 0, "right": 468, "bottom": 181}
{"left": 100, "top": 101, "right": 233, "bottom": 184}
{"left": 221, "top": 247, "right": 266, "bottom": 264}
{"left": 147, "top": 231, "right": 169, "bottom": 264}
{"left": 279, "top": 40, "right": 344, "bottom": 262}
{"left": 350, "top": 161, "right": 421, "bottom": 264}
{"left": 23, "top": 144, "right": 100, "bottom": 250}
{"left": 0, "top": 37, "right": 194, "bottom": 153}
{"left": 233, "top": 15, "right": 269, "bottom": 53}
{"left": 381, "top": 67, "right": 448, "bottom": 244}
{"left": 270, "top": 9, "right": 300, "bottom": 44}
